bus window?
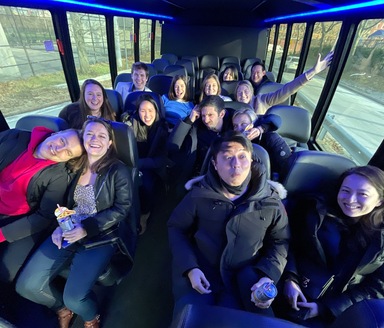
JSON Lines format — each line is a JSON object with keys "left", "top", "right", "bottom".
{"left": 114, "top": 16, "right": 134, "bottom": 74}
{"left": 266, "top": 25, "right": 276, "bottom": 66}
{"left": 154, "top": 20, "right": 162, "bottom": 59}
{"left": 316, "top": 18, "right": 384, "bottom": 165}
{"left": 0, "top": 6, "right": 71, "bottom": 127}
{"left": 139, "top": 18, "right": 151, "bottom": 63}
{"left": 67, "top": 12, "right": 112, "bottom": 88}
{"left": 293, "top": 21, "right": 342, "bottom": 111}
{"left": 281, "top": 23, "right": 306, "bottom": 79}
{"left": 271, "top": 24, "right": 287, "bottom": 77}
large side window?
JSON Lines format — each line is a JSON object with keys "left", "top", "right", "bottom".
{"left": 293, "top": 21, "right": 342, "bottom": 111}
{"left": 0, "top": 6, "right": 71, "bottom": 127}
{"left": 316, "top": 18, "right": 384, "bottom": 165}
{"left": 266, "top": 25, "right": 276, "bottom": 67}
{"left": 271, "top": 24, "right": 287, "bottom": 78}
{"left": 67, "top": 12, "right": 111, "bottom": 88}
{"left": 139, "top": 18, "right": 151, "bottom": 64}
{"left": 154, "top": 20, "right": 162, "bottom": 59}
{"left": 114, "top": 16, "right": 135, "bottom": 74}
{"left": 281, "top": 23, "right": 306, "bottom": 80}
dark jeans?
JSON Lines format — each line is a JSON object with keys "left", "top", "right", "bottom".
{"left": 173, "top": 265, "right": 275, "bottom": 318}
{"left": 16, "top": 237, "right": 115, "bottom": 321}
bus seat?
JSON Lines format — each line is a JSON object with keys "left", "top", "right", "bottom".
{"left": 152, "top": 58, "right": 170, "bottom": 74}
{"left": 145, "top": 63, "right": 157, "bottom": 79}
{"left": 122, "top": 91, "right": 165, "bottom": 118}
{"left": 164, "top": 64, "right": 188, "bottom": 78}
{"left": 170, "top": 304, "right": 304, "bottom": 328}
{"left": 148, "top": 74, "right": 173, "bottom": 96}
{"left": 221, "top": 56, "right": 240, "bottom": 66}
{"left": 114, "top": 73, "right": 132, "bottom": 89}
{"left": 265, "top": 71, "right": 276, "bottom": 82}
{"left": 224, "top": 101, "right": 253, "bottom": 112}
{"left": 105, "top": 89, "right": 123, "bottom": 119}
{"left": 16, "top": 115, "right": 69, "bottom": 132}
{"left": 257, "top": 82, "right": 291, "bottom": 106}
{"left": 199, "top": 54, "right": 220, "bottom": 71}
{"left": 266, "top": 105, "right": 310, "bottom": 150}
{"left": 221, "top": 81, "right": 238, "bottom": 100}
{"left": 182, "top": 55, "right": 199, "bottom": 72}
{"left": 161, "top": 53, "right": 178, "bottom": 65}
{"left": 200, "top": 143, "right": 271, "bottom": 180}
{"left": 242, "top": 57, "right": 262, "bottom": 73}
{"left": 176, "top": 59, "right": 196, "bottom": 98}
{"left": 281, "top": 150, "right": 356, "bottom": 197}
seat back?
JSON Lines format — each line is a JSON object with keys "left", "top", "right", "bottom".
{"left": 242, "top": 57, "right": 262, "bottom": 73}
{"left": 257, "top": 82, "right": 291, "bottom": 106}
{"left": 163, "top": 64, "right": 188, "bottom": 78}
{"left": 152, "top": 58, "right": 170, "bottom": 74}
{"left": 200, "top": 143, "right": 271, "bottom": 179}
{"left": 221, "top": 56, "right": 240, "bottom": 66}
{"left": 200, "top": 54, "right": 220, "bottom": 71}
{"left": 266, "top": 105, "right": 311, "bottom": 149}
{"left": 114, "top": 73, "right": 132, "bottom": 89}
{"left": 182, "top": 55, "right": 199, "bottom": 72}
{"left": 223, "top": 101, "right": 253, "bottom": 112}
{"left": 265, "top": 71, "right": 276, "bottom": 82}
{"left": 105, "top": 89, "right": 123, "bottom": 119}
{"left": 145, "top": 63, "right": 157, "bottom": 79}
{"left": 148, "top": 74, "right": 173, "bottom": 96}
{"left": 221, "top": 81, "right": 238, "bottom": 100}
{"left": 281, "top": 150, "right": 356, "bottom": 196}
{"left": 161, "top": 53, "right": 178, "bottom": 65}
{"left": 123, "top": 91, "right": 165, "bottom": 117}
{"left": 16, "top": 115, "right": 69, "bottom": 132}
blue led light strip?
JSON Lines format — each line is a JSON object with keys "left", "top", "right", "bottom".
{"left": 52, "top": 0, "right": 174, "bottom": 20}
{"left": 265, "top": 0, "right": 384, "bottom": 22}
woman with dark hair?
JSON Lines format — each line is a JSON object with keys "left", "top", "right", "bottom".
{"left": 199, "top": 73, "right": 232, "bottom": 103}
{"left": 16, "top": 117, "right": 133, "bottom": 328}
{"left": 59, "top": 79, "right": 116, "bottom": 129}
{"left": 221, "top": 65, "right": 239, "bottom": 82}
{"left": 281, "top": 165, "right": 384, "bottom": 326}
{"left": 124, "top": 94, "right": 170, "bottom": 233}
{"left": 161, "top": 75, "right": 194, "bottom": 127}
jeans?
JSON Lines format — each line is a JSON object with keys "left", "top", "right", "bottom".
{"left": 16, "top": 236, "right": 115, "bottom": 321}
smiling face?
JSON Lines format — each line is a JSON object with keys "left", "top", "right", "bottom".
{"left": 174, "top": 79, "right": 186, "bottom": 100}
{"left": 84, "top": 83, "right": 103, "bottom": 114}
{"left": 232, "top": 114, "right": 253, "bottom": 133}
{"left": 212, "top": 141, "right": 252, "bottom": 186}
{"left": 223, "top": 68, "right": 235, "bottom": 81}
{"left": 236, "top": 84, "right": 253, "bottom": 104}
{"left": 83, "top": 122, "right": 112, "bottom": 160}
{"left": 337, "top": 174, "right": 382, "bottom": 218}
{"left": 138, "top": 100, "right": 157, "bottom": 126}
{"left": 132, "top": 68, "right": 148, "bottom": 91}
{"left": 204, "top": 77, "right": 219, "bottom": 96}
{"left": 37, "top": 130, "right": 83, "bottom": 162}
{"left": 251, "top": 64, "right": 266, "bottom": 85}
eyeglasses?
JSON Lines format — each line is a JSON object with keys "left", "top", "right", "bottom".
{"left": 86, "top": 115, "right": 113, "bottom": 125}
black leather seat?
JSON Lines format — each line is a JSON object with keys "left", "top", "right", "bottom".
{"left": 145, "top": 63, "right": 157, "bottom": 79}
{"left": 198, "top": 55, "right": 220, "bottom": 90}
{"left": 16, "top": 115, "right": 69, "bottom": 131}
{"left": 152, "top": 58, "right": 170, "bottom": 73}
{"left": 105, "top": 89, "right": 123, "bottom": 119}
{"left": 281, "top": 150, "right": 356, "bottom": 196}
{"left": 148, "top": 74, "right": 173, "bottom": 96}
{"left": 161, "top": 53, "right": 178, "bottom": 65}
{"left": 265, "top": 105, "right": 310, "bottom": 150}
{"left": 242, "top": 57, "right": 262, "bottom": 74}
{"left": 224, "top": 101, "right": 253, "bottom": 112}
{"left": 221, "top": 56, "right": 240, "bottom": 66}
{"left": 114, "top": 73, "right": 132, "bottom": 89}
{"left": 182, "top": 55, "right": 199, "bottom": 72}
{"left": 170, "top": 304, "right": 305, "bottom": 328}
{"left": 163, "top": 64, "right": 188, "bottom": 78}
{"left": 221, "top": 81, "right": 238, "bottom": 100}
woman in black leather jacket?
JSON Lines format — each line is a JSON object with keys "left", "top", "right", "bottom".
{"left": 282, "top": 165, "right": 384, "bottom": 325}
{"left": 16, "top": 117, "right": 133, "bottom": 328}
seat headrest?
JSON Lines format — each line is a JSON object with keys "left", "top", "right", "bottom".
{"left": 282, "top": 150, "right": 356, "bottom": 196}
{"left": 111, "top": 121, "right": 138, "bottom": 168}
{"left": 105, "top": 89, "right": 123, "bottom": 118}
{"left": 266, "top": 105, "right": 311, "bottom": 143}
{"left": 16, "top": 115, "right": 69, "bottom": 132}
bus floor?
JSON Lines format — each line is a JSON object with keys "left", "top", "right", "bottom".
{"left": 0, "top": 188, "right": 177, "bottom": 328}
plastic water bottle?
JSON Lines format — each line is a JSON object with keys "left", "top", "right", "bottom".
{"left": 252, "top": 282, "right": 277, "bottom": 302}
